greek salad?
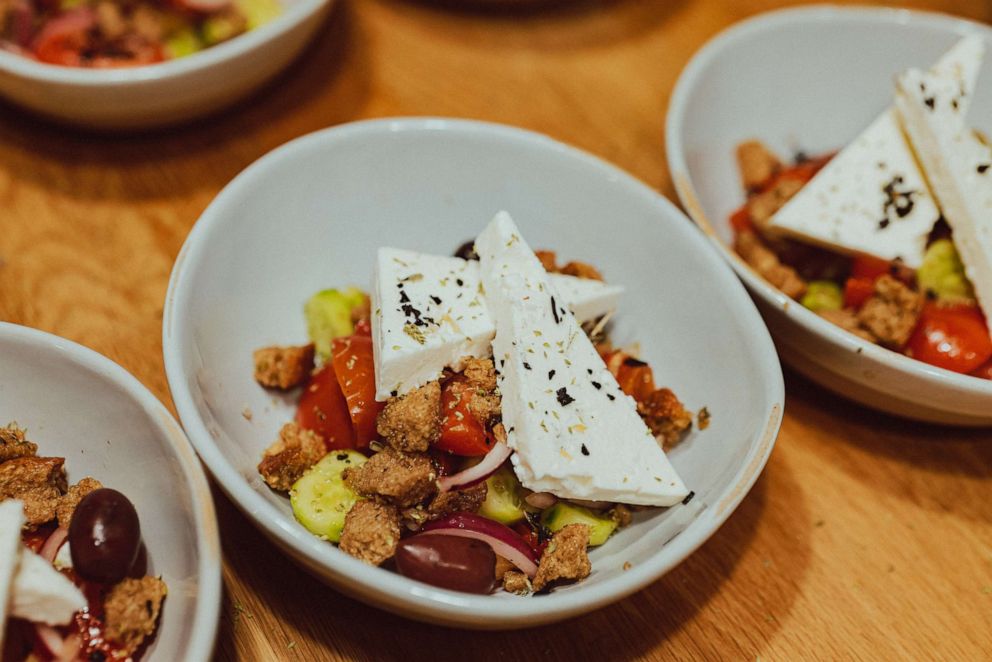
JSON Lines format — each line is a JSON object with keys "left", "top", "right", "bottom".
{"left": 252, "top": 212, "right": 698, "bottom": 595}
{"left": 0, "top": 422, "right": 166, "bottom": 661}
{"left": 0, "top": 0, "right": 279, "bottom": 67}
{"left": 729, "top": 36, "right": 992, "bottom": 378}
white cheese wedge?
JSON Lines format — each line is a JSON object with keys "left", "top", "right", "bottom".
{"left": 895, "top": 59, "right": 992, "bottom": 333}
{"left": 766, "top": 109, "right": 939, "bottom": 268}
{"left": 477, "top": 211, "right": 688, "bottom": 507}
{"left": 765, "top": 38, "right": 984, "bottom": 268}
{"left": 11, "top": 549, "right": 87, "bottom": 626}
{"left": 0, "top": 500, "right": 26, "bottom": 650}
{"left": 372, "top": 248, "right": 623, "bottom": 400}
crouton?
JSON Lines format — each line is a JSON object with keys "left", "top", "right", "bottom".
{"left": 462, "top": 357, "right": 497, "bottom": 393}
{"left": 736, "top": 140, "right": 782, "bottom": 191}
{"left": 735, "top": 230, "right": 807, "bottom": 299}
{"left": 857, "top": 275, "right": 923, "bottom": 349}
{"left": 252, "top": 344, "right": 315, "bottom": 390}
{"left": 426, "top": 482, "right": 487, "bottom": 520}
{"left": 609, "top": 504, "right": 632, "bottom": 528}
{"left": 637, "top": 388, "right": 693, "bottom": 449}
{"left": 339, "top": 500, "right": 401, "bottom": 566}
{"left": 745, "top": 177, "right": 804, "bottom": 229}
{"left": 0, "top": 457, "right": 66, "bottom": 529}
{"left": 376, "top": 381, "right": 441, "bottom": 453}
{"left": 502, "top": 570, "right": 532, "bottom": 595}
{"left": 0, "top": 423, "right": 37, "bottom": 463}
{"left": 104, "top": 576, "right": 168, "bottom": 654}
{"left": 343, "top": 447, "right": 437, "bottom": 507}
{"left": 559, "top": 261, "right": 603, "bottom": 281}
{"left": 257, "top": 423, "right": 327, "bottom": 492}
{"left": 818, "top": 309, "right": 878, "bottom": 343}
{"left": 534, "top": 250, "right": 558, "bottom": 273}
{"left": 56, "top": 477, "right": 103, "bottom": 529}
{"left": 532, "top": 524, "right": 591, "bottom": 592}
{"left": 494, "top": 555, "right": 516, "bottom": 582}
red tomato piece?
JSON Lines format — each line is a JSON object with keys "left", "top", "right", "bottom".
{"left": 353, "top": 318, "right": 372, "bottom": 336}
{"left": 729, "top": 206, "right": 754, "bottom": 233}
{"left": 602, "top": 350, "right": 656, "bottom": 402}
{"left": 843, "top": 276, "right": 876, "bottom": 310}
{"left": 437, "top": 376, "right": 493, "bottom": 457}
{"left": 32, "top": 7, "right": 95, "bottom": 66}
{"left": 970, "top": 359, "right": 992, "bottom": 380}
{"left": 295, "top": 364, "right": 355, "bottom": 451}
{"left": 330, "top": 335, "right": 384, "bottom": 449}
{"left": 906, "top": 302, "right": 992, "bottom": 374}
{"left": 850, "top": 255, "right": 892, "bottom": 281}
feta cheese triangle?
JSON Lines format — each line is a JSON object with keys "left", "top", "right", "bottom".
{"left": 895, "top": 57, "right": 992, "bottom": 333}
{"left": 765, "top": 107, "right": 940, "bottom": 268}
{"left": 371, "top": 248, "right": 623, "bottom": 400}
{"left": 476, "top": 211, "right": 688, "bottom": 507}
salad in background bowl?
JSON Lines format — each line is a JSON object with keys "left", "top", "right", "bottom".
{"left": 667, "top": 6, "right": 992, "bottom": 425}
{"left": 0, "top": 0, "right": 333, "bottom": 127}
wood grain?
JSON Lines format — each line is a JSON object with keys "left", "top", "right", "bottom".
{"left": 2, "top": 1, "right": 991, "bottom": 660}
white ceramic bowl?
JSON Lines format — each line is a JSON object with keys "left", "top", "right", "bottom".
{"left": 0, "top": 323, "right": 220, "bottom": 660}
{"left": 666, "top": 5, "right": 992, "bottom": 425}
{"left": 163, "top": 117, "right": 783, "bottom": 628}
{"left": 0, "top": 0, "right": 332, "bottom": 129}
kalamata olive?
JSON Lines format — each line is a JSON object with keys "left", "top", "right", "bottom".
{"left": 453, "top": 240, "right": 479, "bottom": 261}
{"left": 68, "top": 488, "right": 141, "bottom": 584}
{"left": 395, "top": 534, "right": 496, "bottom": 594}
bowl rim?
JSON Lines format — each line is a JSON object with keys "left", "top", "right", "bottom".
{"left": 0, "top": 0, "right": 330, "bottom": 87}
{"left": 0, "top": 321, "right": 221, "bottom": 660}
{"left": 665, "top": 3, "right": 992, "bottom": 399}
{"left": 162, "top": 116, "right": 784, "bottom": 626}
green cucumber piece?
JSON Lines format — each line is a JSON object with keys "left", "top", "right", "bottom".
{"left": 800, "top": 280, "right": 843, "bottom": 312}
{"left": 234, "top": 0, "right": 282, "bottom": 30}
{"left": 478, "top": 465, "right": 526, "bottom": 525}
{"left": 164, "top": 27, "right": 203, "bottom": 59}
{"left": 541, "top": 502, "right": 617, "bottom": 546}
{"left": 918, "top": 239, "right": 975, "bottom": 303}
{"left": 290, "top": 450, "right": 366, "bottom": 542}
{"left": 304, "top": 287, "right": 367, "bottom": 360}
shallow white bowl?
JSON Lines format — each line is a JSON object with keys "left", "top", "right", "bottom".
{"left": 666, "top": 5, "right": 992, "bottom": 425}
{"left": 0, "top": 0, "right": 332, "bottom": 129}
{"left": 0, "top": 323, "right": 220, "bottom": 660}
{"left": 163, "top": 117, "right": 783, "bottom": 628}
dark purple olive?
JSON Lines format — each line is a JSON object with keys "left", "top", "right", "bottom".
{"left": 68, "top": 488, "right": 141, "bottom": 584}
{"left": 395, "top": 534, "right": 495, "bottom": 594}
{"left": 453, "top": 241, "right": 479, "bottom": 261}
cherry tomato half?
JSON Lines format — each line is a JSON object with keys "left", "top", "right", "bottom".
{"left": 331, "top": 335, "right": 384, "bottom": 449}
{"left": 296, "top": 364, "right": 356, "bottom": 451}
{"left": 906, "top": 302, "right": 992, "bottom": 374}
{"left": 843, "top": 276, "right": 876, "bottom": 310}
{"left": 437, "top": 376, "right": 493, "bottom": 456}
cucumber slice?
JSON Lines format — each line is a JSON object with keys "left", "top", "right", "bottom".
{"left": 304, "top": 287, "right": 367, "bottom": 360}
{"left": 541, "top": 502, "right": 617, "bottom": 546}
{"left": 918, "top": 239, "right": 976, "bottom": 303}
{"left": 800, "top": 280, "right": 843, "bottom": 312}
{"left": 478, "top": 465, "right": 526, "bottom": 525}
{"left": 290, "top": 450, "right": 366, "bottom": 542}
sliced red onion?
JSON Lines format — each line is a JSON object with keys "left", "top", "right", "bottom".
{"left": 437, "top": 441, "right": 512, "bottom": 492}
{"left": 35, "top": 624, "right": 66, "bottom": 658}
{"left": 57, "top": 633, "right": 81, "bottom": 662}
{"left": 523, "top": 492, "right": 557, "bottom": 509}
{"left": 39, "top": 526, "right": 69, "bottom": 564}
{"left": 421, "top": 512, "right": 538, "bottom": 578}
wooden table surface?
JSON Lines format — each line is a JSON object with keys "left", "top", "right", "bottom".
{"left": 2, "top": 0, "right": 992, "bottom": 659}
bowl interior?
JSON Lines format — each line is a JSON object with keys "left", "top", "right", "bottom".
{"left": 165, "top": 119, "right": 782, "bottom": 625}
{"left": 672, "top": 7, "right": 992, "bottom": 246}
{"left": 0, "top": 324, "right": 218, "bottom": 660}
